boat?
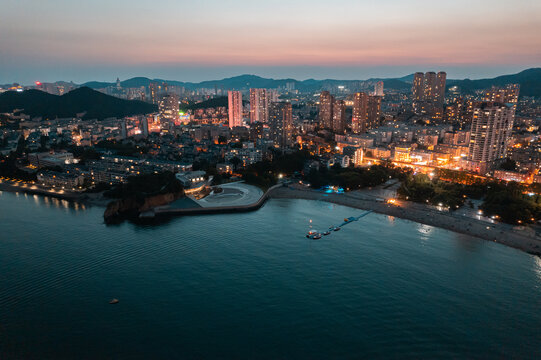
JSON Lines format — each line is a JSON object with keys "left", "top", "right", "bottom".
{"left": 333, "top": 227, "right": 341, "bottom": 231}
{"left": 306, "top": 230, "right": 317, "bottom": 238}
{"left": 312, "top": 233, "right": 322, "bottom": 239}
{"left": 323, "top": 230, "right": 331, "bottom": 236}
{"left": 109, "top": 298, "right": 119, "bottom": 304}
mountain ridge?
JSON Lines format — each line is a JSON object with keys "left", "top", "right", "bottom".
{"left": 76, "top": 68, "right": 541, "bottom": 96}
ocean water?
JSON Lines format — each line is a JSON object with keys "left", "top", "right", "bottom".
{"left": 1, "top": 191, "right": 540, "bottom": 359}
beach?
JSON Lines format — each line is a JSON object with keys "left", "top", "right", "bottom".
{"left": 269, "top": 185, "right": 541, "bottom": 257}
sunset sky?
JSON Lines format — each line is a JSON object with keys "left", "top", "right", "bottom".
{"left": 1, "top": 0, "right": 540, "bottom": 84}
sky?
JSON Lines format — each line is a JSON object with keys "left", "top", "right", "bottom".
{"left": 1, "top": 0, "right": 540, "bottom": 84}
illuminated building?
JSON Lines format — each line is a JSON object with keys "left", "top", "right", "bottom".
{"left": 412, "top": 71, "right": 446, "bottom": 113}
{"left": 352, "top": 93, "right": 381, "bottom": 133}
{"left": 269, "top": 102, "right": 293, "bottom": 148}
{"left": 352, "top": 92, "right": 369, "bottom": 134}
{"left": 149, "top": 83, "right": 158, "bottom": 104}
{"left": 483, "top": 84, "right": 520, "bottom": 105}
{"left": 467, "top": 102, "right": 515, "bottom": 173}
{"left": 394, "top": 146, "right": 411, "bottom": 162}
{"left": 318, "top": 91, "right": 334, "bottom": 129}
{"left": 434, "top": 72, "right": 446, "bottom": 106}
{"left": 423, "top": 72, "right": 437, "bottom": 100}
{"left": 412, "top": 72, "right": 425, "bottom": 101}
{"left": 228, "top": 91, "right": 243, "bottom": 128}
{"left": 249, "top": 122, "right": 265, "bottom": 141}
{"left": 367, "top": 96, "right": 382, "bottom": 130}
{"left": 332, "top": 99, "right": 346, "bottom": 134}
{"left": 374, "top": 81, "right": 384, "bottom": 96}
{"left": 249, "top": 88, "right": 269, "bottom": 123}
{"left": 149, "top": 82, "right": 168, "bottom": 105}
{"left": 158, "top": 94, "right": 180, "bottom": 125}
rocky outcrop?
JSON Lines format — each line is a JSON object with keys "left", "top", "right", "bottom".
{"left": 104, "top": 191, "right": 183, "bottom": 224}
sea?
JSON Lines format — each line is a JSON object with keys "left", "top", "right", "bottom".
{"left": 1, "top": 190, "right": 540, "bottom": 359}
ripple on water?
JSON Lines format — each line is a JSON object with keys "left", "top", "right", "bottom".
{"left": 0, "top": 192, "right": 540, "bottom": 359}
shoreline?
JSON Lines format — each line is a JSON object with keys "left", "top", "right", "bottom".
{"left": 3, "top": 180, "right": 540, "bottom": 256}
{"left": 0, "top": 182, "right": 82, "bottom": 201}
{"left": 0, "top": 182, "right": 111, "bottom": 207}
{"left": 269, "top": 186, "right": 541, "bottom": 257}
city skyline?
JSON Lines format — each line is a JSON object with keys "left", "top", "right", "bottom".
{"left": 2, "top": 0, "right": 540, "bottom": 84}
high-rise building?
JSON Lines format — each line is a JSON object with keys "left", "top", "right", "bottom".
{"left": 249, "top": 88, "right": 269, "bottom": 123}
{"left": 374, "top": 81, "right": 384, "bottom": 96}
{"left": 140, "top": 116, "right": 149, "bottom": 137}
{"left": 412, "top": 72, "right": 425, "bottom": 101}
{"left": 332, "top": 99, "right": 346, "bottom": 134}
{"left": 149, "top": 82, "right": 169, "bottom": 105}
{"left": 444, "top": 97, "right": 475, "bottom": 128}
{"left": 423, "top": 72, "right": 437, "bottom": 100}
{"left": 249, "top": 121, "right": 265, "bottom": 142}
{"left": 352, "top": 93, "right": 381, "bottom": 133}
{"left": 483, "top": 84, "right": 520, "bottom": 105}
{"left": 434, "top": 72, "right": 447, "bottom": 106}
{"left": 352, "top": 92, "right": 369, "bottom": 134}
{"left": 318, "top": 91, "right": 334, "bottom": 129}
{"left": 467, "top": 102, "right": 515, "bottom": 173}
{"left": 228, "top": 91, "right": 243, "bottom": 128}
{"left": 412, "top": 71, "right": 446, "bottom": 114}
{"left": 158, "top": 93, "right": 179, "bottom": 125}
{"left": 367, "top": 96, "right": 382, "bottom": 130}
{"left": 269, "top": 102, "right": 293, "bottom": 148}
{"left": 268, "top": 89, "right": 279, "bottom": 103}
{"left": 120, "top": 120, "right": 127, "bottom": 139}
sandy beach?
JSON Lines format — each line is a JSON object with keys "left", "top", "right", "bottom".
{"left": 269, "top": 186, "right": 541, "bottom": 257}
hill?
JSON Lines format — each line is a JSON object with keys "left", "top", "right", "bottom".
{"left": 0, "top": 87, "right": 157, "bottom": 120}
{"left": 72, "top": 68, "right": 541, "bottom": 97}
{"left": 181, "top": 96, "right": 228, "bottom": 111}
{"left": 447, "top": 68, "right": 541, "bottom": 97}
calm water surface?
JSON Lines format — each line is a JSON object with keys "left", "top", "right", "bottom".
{"left": 1, "top": 191, "right": 540, "bottom": 359}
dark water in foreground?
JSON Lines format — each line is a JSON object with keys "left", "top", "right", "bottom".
{"left": 1, "top": 191, "right": 540, "bottom": 359}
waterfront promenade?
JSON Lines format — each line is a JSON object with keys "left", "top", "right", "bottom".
{"left": 149, "top": 182, "right": 279, "bottom": 217}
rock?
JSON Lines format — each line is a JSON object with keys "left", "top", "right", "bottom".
{"left": 104, "top": 191, "right": 183, "bottom": 223}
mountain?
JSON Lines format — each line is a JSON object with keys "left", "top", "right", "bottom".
{"left": 82, "top": 74, "right": 410, "bottom": 92}
{"left": 74, "top": 68, "right": 541, "bottom": 97}
{"left": 0, "top": 87, "right": 157, "bottom": 120}
{"left": 447, "top": 68, "right": 541, "bottom": 97}
{"left": 382, "top": 79, "right": 411, "bottom": 90}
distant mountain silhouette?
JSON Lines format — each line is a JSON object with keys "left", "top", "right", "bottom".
{"left": 82, "top": 74, "right": 410, "bottom": 92}
{"left": 78, "top": 68, "right": 541, "bottom": 97}
{"left": 0, "top": 87, "right": 157, "bottom": 120}
{"left": 447, "top": 68, "right": 541, "bottom": 97}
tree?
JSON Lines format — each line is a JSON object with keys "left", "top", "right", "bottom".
{"left": 230, "top": 157, "right": 242, "bottom": 170}
{"left": 499, "top": 158, "right": 517, "bottom": 171}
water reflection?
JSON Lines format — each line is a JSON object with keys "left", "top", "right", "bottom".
{"left": 535, "top": 257, "right": 541, "bottom": 282}
{"left": 417, "top": 223, "right": 434, "bottom": 243}
{"left": 2, "top": 190, "right": 88, "bottom": 214}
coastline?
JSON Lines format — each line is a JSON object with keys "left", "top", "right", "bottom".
{"left": 3, "top": 180, "right": 540, "bottom": 256}
{"left": 0, "top": 181, "right": 82, "bottom": 201}
{"left": 269, "top": 186, "right": 541, "bottom": 257}
{"left": 0, "top": 182, "right": 112, "bottom": 207}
